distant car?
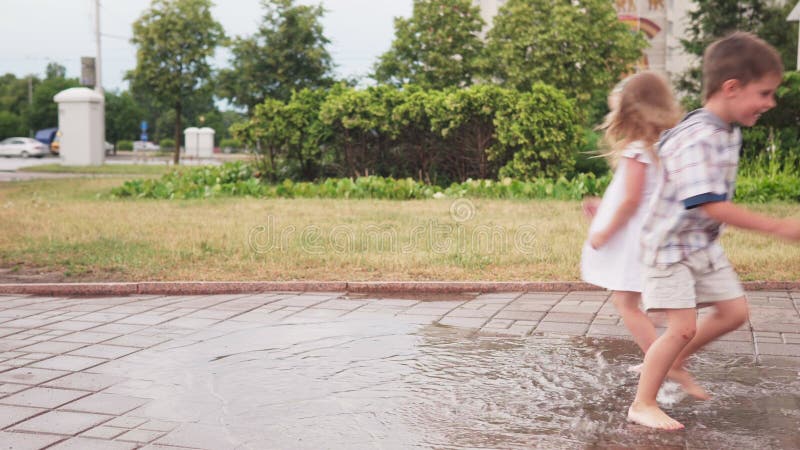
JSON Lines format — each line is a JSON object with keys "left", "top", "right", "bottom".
{"left": 104, "top": 141, "right": 114, "bottom": 155}
{"left": 0, "top": 137, "right": 49, "bottom": 158}
{"left": 34, "top": 127, "right": 58, "bottom": 149}
{"left": 133, "top": 140, "right": 160, "bottom": 151}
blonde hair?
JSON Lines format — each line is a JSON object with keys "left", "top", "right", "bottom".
{"left": 598, "top": 71, "right": 682, "bottom": 166}
{"left": 703, "top": 31, "right": 783, "bottom": 102}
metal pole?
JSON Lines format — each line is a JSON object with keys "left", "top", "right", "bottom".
{"left": 95, "top": 0, "right": 103, "bottom": 94}
{"left": 28, "top": 75, "right": 33, "bottom": 137}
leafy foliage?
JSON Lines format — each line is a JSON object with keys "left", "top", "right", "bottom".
{"left": 483, "top": 0, "right": 646, "bottom": 107}
{"left": 677, "top": 0, "right": 798, "bottom": 97}
{"left": 127, "top": 0, "right": 224, "bottom": 163}
{"left": 373, "top": 0, "right": 486, "bottom": 89}
{"left": 111, "top": 161, "right": 612, "bottom": 200}
{"left": 217, "top": 0, "right": 334, "bottom": 109}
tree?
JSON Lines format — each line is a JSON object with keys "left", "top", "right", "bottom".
{"left": 484, "top": 0, "right": 646, "bottom": 106}
{"left": 217, "top": 0, "right": 334, "bottom": 111}
{"left": 28, "top": 63, "right": 79, "bottom": 131}
{"left": 373, "top": 0, "right": 485, "bottom": 89}
{"left": 127, "top": 0, "right": 224, "bottom": 164}
{"left": 678, "top": 0, "right": 798, "bottom": 97}
{"left": 0, "top": 73, "right": 37, "bottom": 138}
{"left": 105, "top": 90, "right": 145, "bottom": 144}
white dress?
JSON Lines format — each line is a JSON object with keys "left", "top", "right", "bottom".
{"left": 580, "top": 141, "right": 658, "bottom": 292}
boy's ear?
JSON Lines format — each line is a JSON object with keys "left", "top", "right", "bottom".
{"left": 720, "top": 79, "right": 742, "bottom": 97}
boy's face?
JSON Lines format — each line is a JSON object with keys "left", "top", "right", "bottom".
{"left": 729, "top": 73, "right": 781, "bottom": 127}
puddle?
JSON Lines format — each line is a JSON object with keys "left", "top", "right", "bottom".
{"left": 109, "top": 318, "right": 800, "bottom": 449}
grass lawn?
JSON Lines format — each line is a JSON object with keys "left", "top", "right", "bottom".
{"left": 0, "top": 176, "right": 798, "bottom": 283}
{"left": 18, "top": 163, "right": 175, "bottom": 176}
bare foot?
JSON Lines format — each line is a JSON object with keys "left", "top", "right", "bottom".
{"left": 627, "top": 403, "right": 684, "bottom": 430}
{"left": 667, "top": 368, "right": 710, "bottom": 400}
{"left": 628, "top": 363, "right": 643, "bottom": 373}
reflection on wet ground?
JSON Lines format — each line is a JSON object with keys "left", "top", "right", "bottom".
{"left": 108, "top": 317, "right": 800, "bottom": 449}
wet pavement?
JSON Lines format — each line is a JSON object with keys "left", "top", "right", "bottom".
{"left": 0, "top": 290, "right": 798, "bottom": 449}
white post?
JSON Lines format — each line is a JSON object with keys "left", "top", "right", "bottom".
{"left": 788, "top": 2, "right": 800, "bottom": 71}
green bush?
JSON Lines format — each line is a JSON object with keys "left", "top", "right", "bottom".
{"left": 160, "top": 138, "right": 176, "bottom": 150}
{"left": 117, "top": 140, "right": 133, "bottom": 151}
{"left": 233, "top": 83, "right": 582, "bottom": 183}
{"left": 220, "top": 138, "right": 243, "bottom": 151}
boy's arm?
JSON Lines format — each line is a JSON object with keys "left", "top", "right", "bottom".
{"left": 700, "top": 201, "right": 800, "bottom": 240}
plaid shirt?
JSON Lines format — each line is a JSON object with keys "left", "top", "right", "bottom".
{"left": 641, "top": 109, "right": 741, "bottom": 268}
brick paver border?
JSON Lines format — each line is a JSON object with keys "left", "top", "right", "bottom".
{"left": 1, "top": 280, "right": 799, "bottom": 296}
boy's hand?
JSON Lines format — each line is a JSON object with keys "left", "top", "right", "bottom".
{"left": 774, "top": 218, "right": 800, "bottom": 241}
{"left": 582, "top": 197, "right": 601, "bottom": 219}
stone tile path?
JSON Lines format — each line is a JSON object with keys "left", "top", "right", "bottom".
{"left": 0, "top": 290, "right": 798, "bottom": 448}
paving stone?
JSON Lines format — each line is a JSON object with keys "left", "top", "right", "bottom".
{"left": 116, "top": 315, "right": 171, "bottom": 326}
{"left": 79, "top": 425, "right": 128, "bottom": 439}
{"left": 154, "top": 422, "right": 241, "bottom": 449}
{"left": 0, "top": 328, "right": 24, "bottom": 338}
{"left": 0, "top": 404, "right": 46, "bottom": 428}
{"left": 438, "top": 316, "right": 487, "bottom": 329}
{"left": 30, "top": 355, "right": 105, "bottom": 372}
{"left": 55, "top": 331, "right": 120, "bottom": 344}
{"left": 91, "top": 323, "right": 148, "bottom": 334}
{"left": 60, "top": 393, "right": 148, "bottom": 415}
{"left": 483, "top": 318, "right": 513, "bottom": 329}
{"left": 48, "top": 436, "right": 138, "bottom": 449}
{"left": 0, "top": 339, "right": 32, "bottom": 352}
{"left": 42, "top": 321, "right": 100, "bottom": 332}
{"left": 587, "top": 324, "right": 630, "bottom": 337}
{"left": 139, "top": 420, "right": 178, "bottom": 432}
{"left": 12, "top": 410, "right": 113, "bottom": 435}
{"left": 0, "top": 382, "right": 29, "bottom": 396}
{"left": 104, "top": 335, "right": 169, "bottom": 348}
{"left": 0, "top": 367, "right": 70, "bottom": 385}
{"left": 104, "top": 416, "right": 149, "bottom": 429}
{"left": 116, "top": 428, "right": 166, "bottom": 443}
{"left": 443, "top": 308, "right": 497, "bottom": 319}
{"left": 541, "top": 312, "right": 595, "bottom": 324}
{"left": 705, "top": 340, "right": 755, "bottom": 355}
{"left": 16, "top": 341, "right": 86, "bottom": 354}
{"left": 43, "top": 372, "right": 126, "bottom": 392}
{"left": 494, "top": 310, "right": 544, "bottom": 321}
{"left": 757, "top": 343, "right": 800, "bottom": 357}
{"left": 68, "top": 344, "right": 140, "bottom": 360}
{"left": 0, "top": 431, "right": 64, "bottom": 449}
{"left": 398, "top": 308, "right": 449, "bottom": 317}
{"left": 717, "top": 330, "right": 753, "bottom": 342}
{"left": 502, "top": 302, "right": 553, "bottom": 312}
{"left": 0, "top": 386, "right": 88, "bottom": 409}
{"left": 534, "top": 321, "right": 589, "bottom": 335}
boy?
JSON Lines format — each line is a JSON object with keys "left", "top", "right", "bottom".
{"left": 627, "top": 32, "right": 800, "bottom": 430}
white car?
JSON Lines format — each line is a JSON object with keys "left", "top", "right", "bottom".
{"left": 0, "top": 137, "right": 49, "bottom": 158}
{"left": 133, "top": 140, "right": 160, "bottom": 151}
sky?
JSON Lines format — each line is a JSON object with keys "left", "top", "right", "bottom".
{"left": 0, "top": 0, "right": 413, "bottom": 91}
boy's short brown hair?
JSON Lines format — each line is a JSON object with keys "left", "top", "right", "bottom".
{"left": 702, "top": 31, "right": 783, "bottom": 101}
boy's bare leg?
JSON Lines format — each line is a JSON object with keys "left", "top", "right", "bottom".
{"left": 611, "top": 291, "right": 658, "bottom": 355}
{"left": 628, "top": 308, "right": 697, "bottom": 430}
{"left": 667, "top": 297, "right": 748, "bottom": 399}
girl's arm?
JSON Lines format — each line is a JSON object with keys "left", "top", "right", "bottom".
{"left": 589, "top": 157, "right": 647, "bottom": 249}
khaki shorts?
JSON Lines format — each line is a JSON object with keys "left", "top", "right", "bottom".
{"left": 643, "top": 245, "right": 745, "bottom": 311}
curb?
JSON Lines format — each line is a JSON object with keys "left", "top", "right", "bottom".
{"left": 0, "top": 281, "right": 798, "bottom": 296}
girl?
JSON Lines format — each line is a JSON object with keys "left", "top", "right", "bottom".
{"left": 581, "top": 71, "right": 682, "bottom": 358}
